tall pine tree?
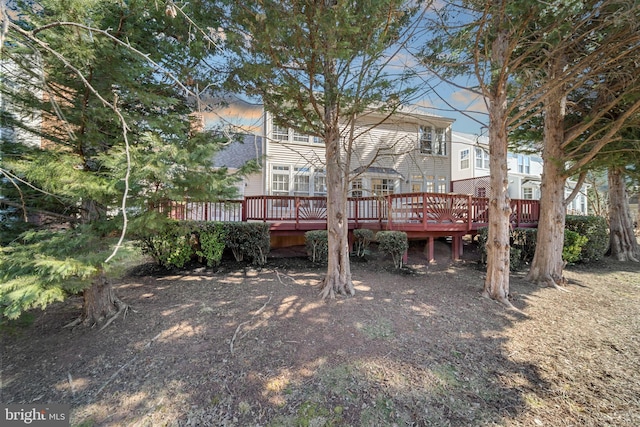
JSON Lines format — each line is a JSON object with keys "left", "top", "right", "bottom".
{"left": 0, "top": 0, "right": 249, "bottom": 325}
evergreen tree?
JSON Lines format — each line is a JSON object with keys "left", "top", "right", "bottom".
{"left": 222, "top": 0, "right": 420, "bottom": 298}
{"left": 0, "top": 0, "right": 250, "bottom": 325}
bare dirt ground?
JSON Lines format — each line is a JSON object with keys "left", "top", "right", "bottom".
{"left": 2, "top": 240, "right": 639, "bottom": 427}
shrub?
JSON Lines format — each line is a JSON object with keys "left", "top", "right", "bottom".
{"left": 194, "top": 222, "right": 227, "bottom": 267}
{"left": 376, "top": 231, "right": 408, "bottom": 269}
{"left": 565, "top": 215, "right": 609, "bottom": 262}
{"left": 305, "top": 230, "right": 328, "bottom": 263}
{"left": 224, "top": 223, "right": 270, "bottom": 266}
{"left": 563, "top": 229, "right": 588, "bottom": 264}
{"left": 477, "top": 226, "right": 590, "bottom": 269}
{"left": 353, "top": 229, "right": 374, "bottom": 258}
{"left": 511, "top": 228, "right": 538, "bottom": 263}
{"left": 476, "top": 227, "right": 526, "bottom": 271}
{"left": 137, "top": 220, "right": 195, "bottom": 269}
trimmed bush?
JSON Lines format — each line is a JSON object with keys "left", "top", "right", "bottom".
{"left": 477, "top": 225, "right": 590, "bottom": 270}
{"left": 305, "top": 230, "right": 328, "bottom": 263}
{"left": 511, "top": 228, "right": 538, "bottom": 263}
{"left": 224, "top": 223, "right": 270, "bottom": 266}
{"left": 353, "top": 229, "right": 374, "bottom": 258}
{"left": 563, "top": 229, "right": 588, "bottom": 264}
{"left": 376, "top": 231, "right": 408, "bottom": 269}
{"left": 194, "top": 222, "right": 227, "bottom": 267}
{"left": 137, "top": 220, "right": 195, "bottom": 269}
{"left": 565, "top": 215, "right": 609, "bottom": 262}
{"left": 137, "top": 221, "right": 270, "bottom": 268}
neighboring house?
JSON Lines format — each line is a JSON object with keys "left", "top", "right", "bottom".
{"left": 210, "top": 109, "right": 455, "bottom": 199}
{"left": 450, "top": 131, "right": 589, "bottom": 215}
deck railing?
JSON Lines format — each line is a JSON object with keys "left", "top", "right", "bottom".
{"left": 154, "top": 193, "right": 539, "bottom": 231}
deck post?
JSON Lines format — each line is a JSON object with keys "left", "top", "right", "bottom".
{"left": 262, "top": 196, "right": 267, "bottom": 222}
{"left": 467, "top": 195, "right": 473, "bottom": 231}
{"left": 425, "top": 236, "right": 435, "bottom": 263}
{"left": 422, "top": 193, "right": 428, "bottom": 231}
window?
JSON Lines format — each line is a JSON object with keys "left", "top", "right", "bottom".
{"left": 351, "top": 178, "right": 363, "bottom": 197}
{"left": 434, "top": 128, "right": 447, "bottom": 156}
{"left": 314, "top": 170, "right": 327, "bottom": 195}
{"left": 419, "top": 126, "right": 432, "bottom": 154}
{"left": 425, "top": 175, "right": 435, "bottom": 193}
{"left": 517, "top": 155, "right": 530, "bottom": 174}
{"left": 460, "top": 149, "right": 470, "bottom": 169}
{"left": 293, "top": 167, "right": 310, "bottom": 195}
{"left": 475, "top": 148, "right": 489, "bottom": 169}
{"left": 372, "top": 178, "right": 394, "bottom": 196}
{"left": 522, "top": 187, "right": 533, "bottom": 199}
{"left": 437, "top": 176, "right": 447, "bottom": 193}
{"left": 271, "top": 165, "right": 290, "bottom": 194}
{"left": 273, "top": 124, "right": 289, "bottom": 141}
{"left": 410, "top": 175, "right": 423, "bottom": 193}
{"left": 293, "top": 130, "right": 309, "bottom": 143}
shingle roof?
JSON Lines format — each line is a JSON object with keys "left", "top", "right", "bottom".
{"left": 213, "top": 134, "right": 262, "bottom": 169}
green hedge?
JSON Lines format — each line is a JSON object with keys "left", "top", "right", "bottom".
{"left": 565, "top": 215, "right": 609, "bottom": 262}
{"left": 137, "top": 221, "right": 270, "bottom": 269}
{"left": 376, "top": 231, "right": 408, "bottom": 269}
{"left": 224, "top": 223, "right": 270, "bottom": 266}
{"left": 477, "top": 225, "right": 590, "bottom": 270}
{"left": 305, "top": 230, "right": 328, "bottom": 263}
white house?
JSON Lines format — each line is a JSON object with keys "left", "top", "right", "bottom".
{"left": 450, "top": 131, "right": 589, "bottom": 214}
{"left": 207, "top": 103, "right": 456, "bottom": 199}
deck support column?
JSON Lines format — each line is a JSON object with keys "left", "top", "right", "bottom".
{"left": 452, "top": 235, "right": 463, "bottom": 261}
{"left": 425, "top": 237, "right": 435, "bottom": 264}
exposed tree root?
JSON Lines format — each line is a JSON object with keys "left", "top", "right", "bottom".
{"left": 230, "top": 295, "right": 271, "bottom": 355}
{"left": 63, "top": 297, "right": 133, "bottom": 330}
{"left": 318, "top": 274, "right": 355, "bottom": 299}
{"left": 98, "top": 298, "right": 131, "bottom": 331}
{"left": 482, "top": 291, "right": 528, "bottom": 316}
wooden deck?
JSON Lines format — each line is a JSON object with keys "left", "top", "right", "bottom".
{"left": 156, "top": 193, "right": 540, "bottom": 262}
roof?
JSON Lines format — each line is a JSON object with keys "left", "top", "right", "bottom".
{"left": 213, "top": 134, "right": 262, "bottom": 169}
{"left": 350, "top": 166, "right": 405, "bottom": 180}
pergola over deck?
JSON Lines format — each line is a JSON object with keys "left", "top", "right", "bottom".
{"left": 156, "top": 193, "right": 540, "bottom": 262}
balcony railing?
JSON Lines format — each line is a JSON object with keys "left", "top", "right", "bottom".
{"left": 153, "top": 193, "right": 540, "bottom": 232}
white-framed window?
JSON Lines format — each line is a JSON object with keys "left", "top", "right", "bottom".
{"left": 434, "top": 128, "right": 447, "bottom": 156}
{"left": 419, "top": 126, "right": 432, "bottom": 154}
{"left": 351, "top": 178, "right": 363, "bottom": 197}
{"left": 293, "top": 130, "right": 309, "bottom": 143}
{"left": 419, "top": 126, "right": 447, "bottom": 155}
{"left": 522, "top": 187, "right": 533, "bottom": 199}
{"left": 425, "top": 175, "right": 435, "bottom": 193}
{"left": 314, "top": 170, "right": 327, "bottom": 195}
{"left": 517, "top": 154, "right": 530, "bottom": 174}
{"left": 293, "top": 167, "right": 310, "bottom": 195}
{"left": 475, "top": 147, "right": 489, "bottom": 169}
{"left": 437, "top": 176, "right": 447, "bottom": 193}
{"left": 372, "top": 178, "right": 394, "bottom": 196}
{"left": 271, "top": 165, "right": 290, "bottom": 194}
{"left": 273, "top": 124, "right": 289, "bottom": 141}
{"left": 460, "top": 149, "right": 470, "bottom": 169}
{"left": 410, "top": 175, "right": 423, "bottom": 193}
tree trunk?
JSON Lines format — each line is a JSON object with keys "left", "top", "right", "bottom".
{"left": 483, "top": 28, "right": 511, "bottom": 306}
{"left": 608, "top": 166, "right": 639, "bottom": 262}
{"left": 526, "top": 54, "right": 568, "bottom": 287}
{"left": 80, "top": 271, "right": 123, "bottom": 326}
{"left": 320, "top": 124, "right": 354, "bottom": 298}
